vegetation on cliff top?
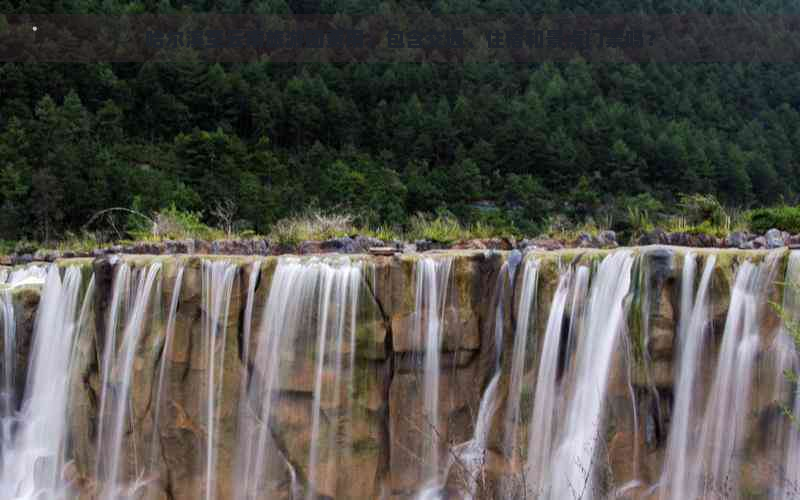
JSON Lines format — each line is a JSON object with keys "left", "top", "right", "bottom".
{"left": 2, "top": 0, "right": 800, "bottom": 250}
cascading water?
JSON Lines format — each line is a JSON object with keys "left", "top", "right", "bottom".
{"left": 0, "top": 289, "right": 16, "bottom": 420}
{"left": 232, "top": 261, "right": 260, "bottom": 498}
{"left": 0, "top": 265, "right": 94, "bottom": 499}
{"left": 773, "top": 251, "right": 800, "bottom": 499}
{"left": 768, "top": 251, "right": 800, "bottom": 500}
{"left": 430, "top": 251, "right": 521, "bottom": 500}
{"left": 525, "top": 268, "right": 571, "bottom": 496}
{"left": 95, "top": 262, "right": 163, "bottom": 499}
{"left": 235, "top": 256, "right": 363, "bottom": 500}
{"left": 659, "top": 252, "right": 716, "bottom": 500}
{"left": 201, "top": 260, "right": 239, "bottom": 500}
{"left": 0, "top": 265, "right": 47, "bottom": 288}
{"left": 549, "top": 251, "right": 634, "bottom": 500}
{"left": 411, "top": 256, "right": 453, "bottom": 492}
{"left": 305, "top": 258, "right": 361, "bottom": 500}
{"left": 692, "top": 251, "right": 781, "bottom": 498}
{"left": 149, "top": 264, "right": 185, "bottom": 479}
{"left": 95, "top": 261, "right": 132, "bottom": 481}
{"left": 6, "top": 248, "right": 800, "bottom": 499}
{"left": 504, "top": 257, "right": 540, "bottom": 456}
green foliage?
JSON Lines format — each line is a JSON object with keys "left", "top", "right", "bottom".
{"left": 267, "top": 211, "right": 357, "bottom": 246}
{"left": 542, "top": 214, "right": 611, "bottom": 242}
{"left": 684, "top": 220, "right": 729, "bottom": 238}
{"left": 620, "top": 194, "right": 664, "bottom": 239}
{"left": 749, "top": 206, "right": 800, "bottom": 234}
{"left": 677, "top": 193, "right": 728, "bottom": 227}
{"left": 362, "top": 225, "right": 402, "bottom": 243}
{"left": 0, "top": 241, "right": 16, "bottom": 255}
{"left": 1, "top": 0, "right": 800, "bottom": 245}
{"left": 55, "top": 231, "right": 105, "bottom": 252}
{"left": 626, "top": 206, "right": 654, "bottom": 239}
{"left": 129, "top": 204, "right": 222, "bottom": 241}
{"left": 407, "top": 212, "right": 467, "bottom": 244}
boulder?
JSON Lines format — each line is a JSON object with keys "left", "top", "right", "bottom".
{"left": 33, "top": 249, "right": 61, "bottom": 262}
{"left": 519, "top": 238, "right": 563, "bottom": 251}
{"left": 725, "top": 231, "right": 749, "bottom": 248}
{"left": 353, "top": 236, "right": 385, "bottom": 253}
{"left": 414, "top": 240, "right": 446, "bottom": 252}
{"left": 12, "top": 254, "right": 34, "bottom": 265}
{"left": 270, "top": 243, "right": 297, "bottom": 255}
{"left": 210, "top": 239, "right": 268, "bottom": 255}
{"left": 575, "top": 232, "right": 599, "bottom": 248}
{"left": 163, "top": 239, "right": 195, "bottom": 254}
{"left": 298, "top": 240, "right": 324, "bottom": 254}
{"left": 598, "top": 230, "right": 618, "bottom": 248}
{"left": 695, "top": 233, "right": 720, "bottom": 247}
{"left": 765, "top": 228, "right": 786, "bottom": 249}
{"left": 638, "top": 229, "right": 667, "bottom": 246}
{"left": 320, "top": 237, "right": 357, "bottom": 253}
{"left": 193, "top": 239, "right": 213, "bottom": 254}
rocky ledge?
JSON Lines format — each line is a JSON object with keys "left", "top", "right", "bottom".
{"left": 7, "top": 227, "right": 800, "bottom": 266}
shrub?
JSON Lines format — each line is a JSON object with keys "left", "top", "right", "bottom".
{"left": 542, "top": 215, "right": 610, "bottom": 242}
{"left": 362, "top": 225, "right": 402, "bottom": 243}
{"left": 685, "top": 220, "right": 728, "bottom": 238}
{"left": 406, "top": 212, "right": 466, "bottom": 243}
{"left": 130, "top": 205, "right": 222, "bottom": 241}
{"left": 626, "top": 206, "right": 654, "bottom": 239}
{"left": 56, "top": 231, "right": 105, "bottom": 253}
{"left": 749, "top": 206, "right": 800, "bottom": 234}
{"left": 268, "top": 211, "right": 357, "bottom": 246}
{"left": 0, "top": 240, "right": 17, "bottom": 255}
{"left": 678, "top": 193, "right": 727, "bottom": 226}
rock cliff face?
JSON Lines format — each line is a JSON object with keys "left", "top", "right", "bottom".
{"left": 1, "top": 246, "right": 797, "bottom": 499}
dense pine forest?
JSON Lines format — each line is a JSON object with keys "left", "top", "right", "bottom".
{"left": 2, "top": 0, "right": 800, "bottom": 246}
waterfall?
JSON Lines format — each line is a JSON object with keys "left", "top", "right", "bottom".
{"left": 1, "top": 265, "right": 47, "bottom": 288}
{"left": 149, "top": 265, "right": 185, "bottom": 478}
{"left": 201, "top": 260, "right": 239, "bottom": 500}
{"left": 431, "top": 251, "right": 520, "bottom": 500}
{"left": 774, "top": 251, "right": 800, "bottom": 498}
{"left": 525, "top": 268, "right": 571, "bottom": 496}
{"left": 305, "top": 258, "right": 361, "bottom": 500}
{"left": 659, "top": 252, "right": 716, "bottom": 500}
{"left": 549, "top": 251, "right": 635, "bottom": 500}
{"left": 6, "top": 249, "right": 800, "bottom": 499}
{"left": 0, "top": 289, "right": 15, "bottom": 420}
{"left": 232, "top": 261, "right": 260, "bottom": 497}
{"left": 691, "top": 251, "right": 781, "bottom": 497}
{"left": 95, "top": 261, "right": 132, "bottom": 479}
{"left": 504, "top": 258, "right": 540, "bottom": 456}
{"left": 96, "top": 263, "right": 163, "bottom": 499}
{"left": 0, "top": 265, "right": 94, "bottom": 499}
{"left": 235, "top": 256, "right": 363, "bottom": 500}
{"left": 412, "top": 256, "right": 453, "bottom": 490}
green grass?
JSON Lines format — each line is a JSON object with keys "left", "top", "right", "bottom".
{"left": 361, "top": 225, "right": 402, "bottom": 243}
{"left": 134, "top": 205, "right": 224, "bottom": 241}
{"left": 54, "top": 231, "right": 107, "bottom": 253}
{"left": 267, "top": 211, "right": 358, "bottom": 246}
{"left": 542, "top": 214, "right": 612, "bottom": 241}
{"left": 406, "top": 213, "right": 468, "bottom": 243}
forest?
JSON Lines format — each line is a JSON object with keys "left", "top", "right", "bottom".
{"left": 2, "top": 0, "right": 800, "bottom": 247}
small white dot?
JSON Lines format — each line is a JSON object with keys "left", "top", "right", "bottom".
{"left": 32, "top": 26, "right": 37, "bottom": 31}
